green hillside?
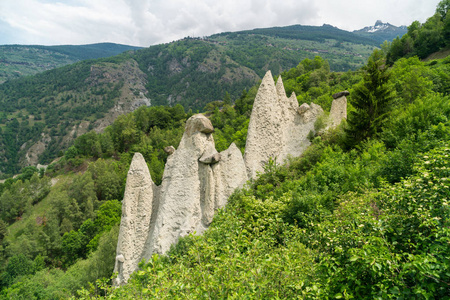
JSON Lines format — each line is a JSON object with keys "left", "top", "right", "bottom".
{"left": 386, "top": 1, "right": 450, "bottom": 64}
{"left": 0, "top": 43, "right": 142, "bottom": 83}
{"left": 0, "top": 49, "right": 449, "bottom": 298}
{"left": 0, "top": 28, "right": 448, "bottom": 299}
{"left": 0, "top": 24, "right": 381, "bottom": 177}
{"left": 0, "top": 3, "right": 448, "bottom": 297}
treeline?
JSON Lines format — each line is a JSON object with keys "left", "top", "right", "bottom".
{"left": 214, "top": 24, "right": 379, "bottom": 46}
{"left": 386, "top": 0, "right": 450, "bottom": 63}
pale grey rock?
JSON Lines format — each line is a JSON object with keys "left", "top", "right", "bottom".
{"left": 300, "top": 102, "right": 323, "bottom": 125}
{"left": 185, "top": 114, "right": 214, "bottom": 136}
{"left": 244, "top": 71, "right": 285, "bottom": 179}
{"left": 130, "top": 96, "right": 151, "bottom": 111}
{"left": 199, "top": 152, "right": 221, "bottom": 164}
{"left": 142, "top": 114, "right": 247, "bottom": 257}
{"left": 326, "top": 94, "right": 348, "bottom": 130}
{"left": 164, "top": 146, "right": 176, "bottom": 155}
{"left": 116, "top": 254, "right": 124, "bottom": 263}
{"left": 113, "top": 153, "right": 155, "bottom": 286}
{"left": 22, "top": 133, "right": 51, "bottom": 167}
{"left": 244, "top": 71, "right": 323, "bottom": 179}
{"left": 298, "top": 103, "right": 310, "bottom": 114}
{"left": 37, "top": 164, "right": 48, "bottom": 170}
{"left": 114, "top": 70, "right": 347, "bottom": 286}
{"left": 212, "top": 143, "right": 248, "bottom": 208}
{"left": 276, "top": 75, "right": 287, "bottom": 99}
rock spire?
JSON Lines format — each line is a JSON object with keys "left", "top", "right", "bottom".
{"left": 244, "top": 71, "right": 323, "bottom": 179}
{"left": 114, "top": 70, "right": 348, "bottom": 285}
{"left": 114, "top": 153, "right": 156, "bottom": 285}
{"left": 114, "top": 115, "right": 247, "bottom": 285}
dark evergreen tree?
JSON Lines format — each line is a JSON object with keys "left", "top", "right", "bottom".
{"left": 345, "top": 50, "right": 393, "bottom": 147}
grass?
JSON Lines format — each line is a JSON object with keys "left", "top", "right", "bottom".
{"left": 424, "top": 47, "right": 450, "bottom": 61}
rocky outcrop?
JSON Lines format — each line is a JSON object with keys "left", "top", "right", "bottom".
{"left": 163, "top": 146, "right": 176, "bottom": 155}
{"left": 244, "top": 71, "right": 323, "bottom": 179}
{"left": 114, "top": 71, "right": 347, "bottom": 285}
{"left": 211, "top": 143, "right": 248, "bottom": 208}
{"left": 114, "top": 153, "right": 156, "bottom": 283}
{"left": 114, "top": 153, "right": 156, "bottom": 286}
{"left": 114, "top": 115, "right": 247, "bottom": 285}
{"left": 327, "top": 92, "right": 348, "bottom": 130}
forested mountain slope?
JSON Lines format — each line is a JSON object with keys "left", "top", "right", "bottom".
{"left": 0, "top": 43, "right": 142, "bottom": 83}
{"left": 0, "top": 24, "right": 379, "bottom": 177}
{"left": 0, "top": 49, "right": 448, "bottom": 298}
{"left": 0, "top": 55, "right": 150, "bottom": 176}
{"left": 0, "top": 5, "right": 449, "bottom": 295}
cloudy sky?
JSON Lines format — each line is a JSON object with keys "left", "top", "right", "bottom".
{"left": 0, "top": 0, "right": 441, "bottom": 47}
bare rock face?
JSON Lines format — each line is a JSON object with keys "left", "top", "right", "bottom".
{"left": 185, "top": 114, "right": 215, "bottom": 136}
{"left": 144, "top": 114, "right": 247, "bottom": 255}
{"left": 244, "top": 71, "right": 323, "bottom": 179}
{"left": 114, "top": 153, "right": 155, "bottom": 286}
{"left": 114, "top": 115, "right": 247, "bottom": 284}
{"left": 327, "top": 92, "right": 348, "bottom": 130}
{"left": 212, "top": 143, "right": 248, "bottom": 208}
{"left": 144, "top": 114, "right": 218, "bottom": 255}
{"left": 199, "top": 152, "right": 221, "bottom": 164}
{"left": 244, "top": 71, "right": 284, "bottom": 179}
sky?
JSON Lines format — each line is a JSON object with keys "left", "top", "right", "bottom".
{"left": 0, "top": 0, "right": 442, "bottom": 47}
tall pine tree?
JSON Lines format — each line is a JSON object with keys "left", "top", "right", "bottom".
{"left": 345, "top": 49, "right": 393, "bottom": 147}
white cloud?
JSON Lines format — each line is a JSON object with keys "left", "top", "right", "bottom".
{"left": 0, "top": 0, "right": 442, "bottom": 46}
{"left": 312, "top": 0, "right": 441, "bottom": 30}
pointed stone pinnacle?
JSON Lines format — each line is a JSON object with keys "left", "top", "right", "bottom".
{"left": 276, "top": 75, "right": 287, "bottom": 100}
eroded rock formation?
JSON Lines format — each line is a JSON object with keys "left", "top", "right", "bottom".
{"left": 114, "top": 70, "right": 348, "bottom": 285}
{"left": 244, "top": 71, "right": 323, "bottom": 179}
{"left": 327, "top": 91, "right": 348, "bottom": 130}
{"left": 114, "top": 153, "right": 156, "bottom": 286}
{"left": 114, "top": 115, "right": 247, "bottom": 285}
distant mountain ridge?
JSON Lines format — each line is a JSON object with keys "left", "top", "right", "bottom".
{"left": 216, "top": 24, "right": 380, "bottom": 46}
{"left": 0, "top": 43, "right": 142, "bottom": 83}
{"left": 353, "top": 20, "right": 408, "bottom": 43}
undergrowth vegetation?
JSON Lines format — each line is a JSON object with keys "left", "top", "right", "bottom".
{"left": 85, "top": 111, "right": 450, "bottom": 299}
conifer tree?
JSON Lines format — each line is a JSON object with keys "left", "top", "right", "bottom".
{"left": 345, "top": 49, "right": 393, "bottom": 147}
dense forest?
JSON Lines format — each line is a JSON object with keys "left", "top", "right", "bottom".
{"left": 0, "top": 43, "right": 142, "bottom": 83}
{"left": 0, "top": 1, "right": 448, "bottom": 298}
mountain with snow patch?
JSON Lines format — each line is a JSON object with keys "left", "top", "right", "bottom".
{"left": 353, "top": 20, "right": 407, "bottom": 43}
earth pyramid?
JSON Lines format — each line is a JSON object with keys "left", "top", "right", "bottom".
{"left": 113, "top": 70, "right": 348, "bottom": 284}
